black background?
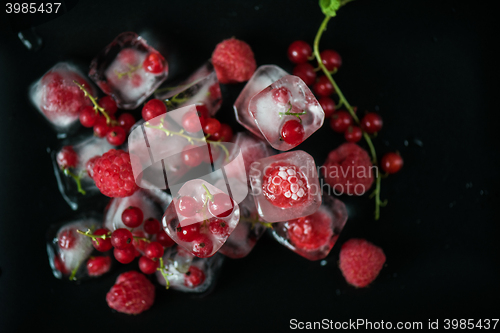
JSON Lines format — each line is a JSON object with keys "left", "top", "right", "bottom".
{"left": 1, "top": 0, "right": 499, "bottom": 331}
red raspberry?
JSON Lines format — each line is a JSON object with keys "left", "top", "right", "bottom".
{"left": 106, "top": 271, "right": 155, "bottom": 315}
{"left": 287, "top": 210, "right": 332, "bottom": 250}
{"left": 85, "top": 156, "right": 99, "bottom": 179}
{"left": 184, "top": 266, "right": 206, "bottom": 288}
{"left": 211, "top": 38, "right": 256, "bottom": 84}
{"left": 339, "top": 239, "right": 386, "bottom": 288}
{"left": 86, "top": 256, "right": 112, "bottom": 277}
{"left": 262, "top": 163, "right": 309, "bottom": 208}
{"left": 322, "top": 143, "right": 374, "bottom": 196}
{"left": 92, "top": 149, "right": 138, "bottom": 197}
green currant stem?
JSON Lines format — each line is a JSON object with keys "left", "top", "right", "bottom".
{"left": 165, "top": 94, "right": 190, "bottom": 110}
{"left": 63, "top": 168, "right": 86, "bottom": 195}
{"left": 133, "top": 236, "right": 151, "bottom": 243}
{"left": 76, "top": 228, "right": 110, "bottom": 245}
{"left": 73, "top": 81, "right": 117, "bottom": 126}
{"left": 240, "top": 216, "right": 273, "bottom": 230}
{"left": 202, "top": 184, "right": 214, "bottom": 202}
{"left": 157, "top": 257, "right": 171, "bottom": 289}
{"left": 114, "top": 64, "right": 142, "bottom": 79}
{"left": 144, "top": 122, "right": 230, "bottom": 160}
{"left": 313, "top": 14, "right": 383, "bottom": 220}
{"left": 69, "top": 262, "right": 81, "bottom": 281}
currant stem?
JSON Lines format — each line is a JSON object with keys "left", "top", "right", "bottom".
{"left": 240, "top": 216, "right": 273, "bottom": 230}
{"left": 69, "top": 262, "right": 81, "bottom": 281}
{"left": 202, "top": 184, "right": 214, "bottom": 202}
{"left": 63, "top": 168, "right": 86, "bottom": 195}
{"left": 313, "top": 12, "right": 384, "bottom": 220}
{"left": 76, "top": 228, "right": 110, "bottom": 245}
{"left": 114, "top": 64, "right": 142, "bottom": 80}
{"left": 157, "top": 257, "right": 171, "bottom": 289}
{"left": 133, "top": 235, "right": 151, "bottom": 243}
{"left": 73, "top": 81, "right": 116, "bottom": 125}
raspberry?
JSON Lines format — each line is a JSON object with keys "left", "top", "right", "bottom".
{"left": 322, "top": 143, "right": 374, "bottom": 196}
{"left": 106, "top": 271, "right": 155, "bottom": 315}
{"left": 339, "top": 239, "right": 386, "bottom": 288}
{"left": 85, "top": 156, "right": 99, "bottom": 179}
{"left": 92, "top": 149, "right": 138, "bottom": 197}
{"left": 86, "top": 256, "right": 111, "bottom": 277}
{"left": 262, "top": 163, "right": 309, "bottom": 208}
{"left": 211, "top": 38, "right": 256, "bottom": 84}
{"left": 287, "top": 210, "right": 332, "bottom": 250}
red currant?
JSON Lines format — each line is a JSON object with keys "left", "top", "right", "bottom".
{"left": 177, "top": 196, "right": 200, "bottom": 217}
{"left": 208, "top": 193, "right": 234, "bottom": 218}
{"left": 156, "top": 230, "right": 175, "bottom": 247}
{"left": 79, "top": 105, "right": 98, "bottom": 127}
{"left": 192, "top": 235, "right": 213, "bottom": 258}
{"left": 287, "top": 40, "right": 312, "bottom": 64}
{"left": 195, "top": 104, "right": 209, "bottom": 119}
{"left": 53, "top": 255, "right": 68, "bottom": 275}
{"left": 184, "top": 266, "right": 206, "bottom": 288}
{"left": 203, "top": 118, "right": 221, "bottom": 136}
{"left": 106, "top": 126, "right": 126, "bottom": 146}
{"left": 281, "top": 119, "right": 305, "bottom": 146}
{"left": 181, "top": 111, "right": 202, "bottom": 133}
{"left": 132, "top": 230, "right": 149, "bottom": 254}
{"left": 143, "top": 218, "right": 161, "bottom": 235}
{"left": 293, "top": 63, "right": 316, "bottom": 86}
{"left": 98, "top": 95, "right": 118, "bottom": 115}
{"left": 344, "top": 126, "right": 363, "bottom": 143}
{"left": 320, "top": 49, "right": 342, "bottom": 71}
{"left": 144, "top": 241, "right": 164, "bottom": 259}
{"left": 93, "top": 115, "right": 114, "bottom": 138}
{"left": 181, "top": 145, "right": 203, "bottom": 167}
{"left": 118, "top": 113, "right": 135, "bottom": 133}
{"left": 110, "top": 228, "right": 133, "bottom": 250}
{"left": 86, "top": 256, "right": 111, "bottom": 277}
{"left": 143, "top": 52, "right": 165, "bottom": 74}
{"left": 318, "top": 97, "right": 336, "bottom": 118}
{"left": 138, "top": 256, "right": 159, "bottom": 274}
{"left": 121, "top": 206, "right": 144, "bottom": 228}
{"left": 57, "top": 228, "right": 76, "bottom": 249}
{"left": 313, "top": 76, "right": 334, "bottom": 97}
{"left": 330, "top": 110, "right": 352, "bottom": 133}
{"left": 56, "top": 146, "right": 78, "bottom": 169}
{"left": 92, "top": 228, "right": 113, "bottom": 252}
{"left": 114, "top": 246, "right": 136, "bottom": 264}
{"left": 176, "top": 220, "right": 201, "bottom": 242}
{"left": 381, "top": 152, "right": 403, "bottom": 174}
{"left": 272, "top": 87, "right": 291, "bottom": 105}
{"left": 211, "top": 123, "right": 233, "bottom": 142}
{"left": 142, "top": 99, "right": 167, "bottom": 121}
{"left": 361, "top": 113, "right": 383, "bottom": 134}
{"left": 208, "top": 218, "right": 230, "bottom": 238}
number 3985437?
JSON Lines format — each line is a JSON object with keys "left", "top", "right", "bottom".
{"left": 6, "top": 3, "right": 61, "bottom": 14}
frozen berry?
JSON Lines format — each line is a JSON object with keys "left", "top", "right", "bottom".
{"left": 287, "top": 210, "right": 332, "bottom": 250}
{"left": 313, "top": 76, "right": 334, "bottom": 97}
{"left": 280, "top": 119, "right": 305, "bottom": 146}
{"left": 339, "top": 239, "right": 386, "bottom": 288}
{"left": 293, "top": 63, "right": 316, "bottom": 86}
{"left": 177, "top": 196, "right": 200, "bottom": 217}
{"left": 330, "top": 110, "right": 352, "bottom": 133}
{"left": 53, "top": 254, "right": 69, "bottom": 275}
{"left": 143, "top": 218, "right": 161, "bottom": 235}
{"left": 208, "top": 218, "right": 230, "bottom": 238}
{"left": 98, "top": 96, "right": 118, "bottom": 115}
{"left": 212, "top": 38, "right": 256, "bottom": 84}
{"left": 121, "top": 206, "right": 144, "bottom": 228}
{"left": 272, "top": 87, "right": 291, "bottom": 105}
{"left": 184, "top": 266, "right": 206, "bottom": 288}
{"left": 143, "top": 52, "right": 166, "bottom": 74}
{"left": 138, "top": 256, "right": 159, "bottom": 274}
{"left": 320, "top": 49, "right": 342, "bottom": 71}
{"left": 176, "top": 220, "right": 201, "bottom": 242}
{"left": 262, "top": 163, "right": 309, "bottom": 208}
{"left": 344, "top": 126, "right": 363, "bottom": 143}
{"left": 57, "top": 146, "right": 78, "bottom": 169}
{"left": 142, "top": 99, "right": 167, "bottom": 121}
{"left": 318, "top": 97, "right": 336, "bottom": 118}
{"left": 360, "top": 113, "right": 383, "bottom": 134}
{"left": 181, "top": 110, "right": 203, "bottom": 133}
{"left": 57, "top": 228, "right": 76, "bottom": 249}
{"left": 92, "top": 149, "right": 138, "bottom": 198}
{"left": 86, "top": 256, "right": 111, "bottom": 277}
{"left": 106, "top": 271, "right": 155, "bottom": 314}
{"left": 287, "top": 40, "right": 312, "bottom": 64}
{"left": 191, "top": 235, "right": 213, "bottom": 258}
{"left": 381, "top": 152, "right": 403, "bottom": 174}
{"left": 207, "top": 193, "right": 234, "bottom": 218}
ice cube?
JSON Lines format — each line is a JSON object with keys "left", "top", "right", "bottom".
{"left": 234, "top": 65, "right": 288, "bottom": 139}
{"left": 155, "top": 62, "right": 222, "bottom": 116}
{"left": 249, "top": 150, "right": 322, "bottom": 222}
{"left": 156, "top": 247, "right": 224, "bottom": 294}
{"left": 249, "top": 75, "right": 325, "bottom": 150}
{"left": 89, "top": 32, "right": 168, "bottom": 109}
{"left": 29, "top": 62, "right": 97, "bottom": 133}
{"left": 271, "top": 195, "right": 347, "bottom": 261}
{"left": 52, "top": 135, "right": 118, "bottom": 210}
{"left": 163, "top": 179, "right": 240, "bottom": 258}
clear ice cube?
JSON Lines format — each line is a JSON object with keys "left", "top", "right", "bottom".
{"left": 89, "top": 32, "right": 168, "bottom": 109}
{"left": 271, "top": 195, "right": 347, "bottom": 261}
{"left": 249, "top": 150, "right": 322, "bottom": 222}
{"left": 155, "top": 62, "right": 222, "bottom": 116}
{"left": 234, "top": 65, "right": 288, "bottom": 139}
{"left": 249, "top": 75, "right": 325, "bottom": 151}
{"left": 29, "top": 62, "right": 97, "bottom": 132}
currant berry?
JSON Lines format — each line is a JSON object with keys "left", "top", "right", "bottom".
{"left": 177, "top": 196, "right": 200, "bottom": 217}
{"left": 132, "top": 230, "right": 149, "bottom": 254}
{"left": 208, "top": 218, "right": 230, "bottom": 238}
{"left": 86, "top": 256, "right": 112, "bottom": 277}
{"left": 287, "top": 40, "right": 312, "bottom": 64}
{"left": 58, "top": 228, "right": 76, "bottom": 249}
{"left": 211, "top": 123, "right": 233, "bottom": 142}
{"left": 121, "top": 206, "right": 144, "bottom": 228}
{"left": 184, "top": 266, "right": 206, "bottom": 288}
{"left": 92, "top": 228, "right": 113, "bottom": 252}
{"left": 271, "top": 87, "right": 291, "bottom": 105}
{"left": 53, "top": 255, "right": 69, "bottom": 275}
{"left": 330, "top": 110, "right": 352, "bottom": 133}
{"left": 313, "top": 76, "right": 334, "bottom": 97}
{"left": 156, "top": 230, "right": 175, "bottom": 247}
{"left": 98, "top": 96, "right": 118, "bottom": 115}
{"left": 195, "top": 104, "right": 210, "bottom": 119}
{"left": 111, "top": 228, "right": 134, "bottom": 250}
{"left": 106, "top": 126, "right": 126, "bottom": 146}
{"left": 318, "top": 97, "right": 336, "bottom": 118}
{"left": 381, "top": 152, "right": 403, "bottom": 174}
{"left": 181, "top": 145, "right": 203, "bottom": 167}
{"left": 181, "top": 111, "right": 202, "bottom": 133}
{"left": 360, "top": 113, "right": 383, "bottom": 134}
{"left": 281, "top": 119, "right": 305, "bottom": 146}
{"left": 203, "top": 118, "right": 221, "bottom": 136}
{"left": 93, "top": 115, "right": 114, "bottom": 138}
{"left": 208, "top": 193, "right": 234, "bottom": 218}
{"left": 344, "top": 126, "right": 363, "bottom": 143}
{"left": 142, "top": 99, "right": 167, "bottom": 121}
{"left": 144, "top": 241, "right": 164, "bottom": 259}
{"left": 143, "top": 218, "right": 161, "bottom": 235}
{"left": 56, "top": 146, "right": 78, "bottom": 169}
{"left": 176, "top": 220, "right": 201, "bottom": 242}
{"left": 143, "top": 52, "right": 165, "bottom": 74}
{"left": 138, "top": 256, "right": 159, "bottom": 274}
{"left": 114, "top": 246, "right": 136, "bottom": 264}
{"left": 192, "top": 235, "right": 213, "bottom": 258}
{"left": 293, "top": 63, "right": 316, "bottom": 86}
{"left": 79, "top": 105, "right": 98, "bottom": 127}
{"left": 320, "top": 49, "right": 342, "bottom": 71}
{"left": 118, "top": 113, "right": 135, "bottom": 133}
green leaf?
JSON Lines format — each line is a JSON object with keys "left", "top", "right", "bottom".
{"left": 319, "top": 0, "right": 341, "bottom": 17}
